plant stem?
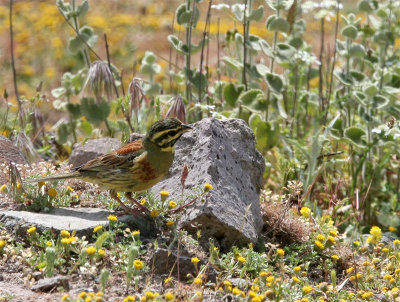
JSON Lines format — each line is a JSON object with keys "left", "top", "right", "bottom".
{"left": 242, "top": 0, "right": 249, "bottom": 91}
{"left": 318, "top": 17, "right": 325, "bottom": 113}
{"left": 324, "top": 0, "right": 340, "bottom": 125}
{"left": 198, "top": 0, "right": 212, "bottom": 108}
{"left": 185, "top": 0, "right": 195, "bottom": 103}
{"left": 9, "top": 0, "right": 23, "bottom": 127}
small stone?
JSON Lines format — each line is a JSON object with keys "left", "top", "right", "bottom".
{"left": 31, "top": 276, "right": 69, "bottom": 292}
{"left": 68, "top": 138, "right": 123, "bottom": 168}
{"left": 152, "top": 248, "right": 217, "bottom": 281}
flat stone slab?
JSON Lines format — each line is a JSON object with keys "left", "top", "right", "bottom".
{"left": 0, "top": 208, "right": 156, "bottom": 239}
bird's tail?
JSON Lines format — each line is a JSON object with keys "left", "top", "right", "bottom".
{"left": 25, "top": 172, "right": 80, "bottom": 183}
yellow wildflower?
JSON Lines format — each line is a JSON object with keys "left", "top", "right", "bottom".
{"left": 238, "top": 256, "right": 246, "bottom": 263}
{"left": 46, "top": 241, "right": 52, "bottom": 247}
{"left": 60, "top": 230, "right": 70, "bottom": 237}
{"left": 166, "top": 220, "right": 175, "bottom": 227}
{"left": 16, "top": 182, "right": 22, "bottom": 190}
{"left": 204, "top": 183, "right": 213, "bottom": 191}
{"left": 300, "top": 206, "right": 311, "bottom": 218}
{"left": 62, "top": 294, "right": 69, "bottom": 302}
{"left": 294, "top": 266, "right": 301, "bottom": 272}
{"left": 292, "top": 276, "right": 301, "bottom": 283}
{"left": 329, "top": 230, "right": 338, "bottom": 237}
{"left": 67, "top": 186, "right": 74, "bottom": 192}
{"left": 191, "top": 257, "right": 200, "bottom": 264}
{"left": 0, "top": 184, "right": 8, "bottom": 193}
{"left": 98, "top": 249, "right": 105, "bottom": 256}
{"left": 27, "top": 226, "right": 37, "bottom": 234}
{"left": 133, "top": 259, "right": 143, "bottom": 270}
{"left": 316, "top": 234, "right": 325, "bottom": 241}
{"left": 123, "top": 295, "right": 136, "bottom": 302}
{"left": 160, "top": 190, "right": 169, "bottom": 199}
{"left": 393, "top": 239, "right": 400, "bottom": 245}
{"left": 331, "top": 254, "right": 340, "bottom": 260}
{"left": 107, "top": 214, "right": 118, "bottom": 221}
{"left": 0, "top": 240, "right": 5, "bottom": 248}
{"left": 232, "top": 288, "right": 241, "bottom": 295}
{"left": 47, "top": 188, "right": 57, "bottom": 198}
{"left": 388, "top": 226, "right": 396, "bottom": 232}
{"left": 302, "top": 285, "right": 313, "bottom": 294}
{"left": 86, "top": 246, "right": 96, "bottom": 255}
{"left": 165, "top": 292, "right": 174, "bottom": 300}
{"left": 277, "top": 248, "right": 285, "bottom": 257}
{"left": 140, "top": 198, "right": 146, "bottom": 205}
{"left": 353, "top": 240, "right": 360, "bottom": 247}
{"left": 193, "top": 277, "right": 202, "bottom": 285}
{"left": 164, "top": 277, "right": 172, "bottom": 284}
{"left": 168, "top": 200, "right": 177, "bottom": 209}
{"left": 93, "top": 225, "right": 103, "bottom": 233}
{"left": 370, "top": 226, "right": 382, "bottom": 237}
{"left": 145, "top": 292, "right": 155, "bottom": 299}
{"left": 150, "top": 210, "right": 159, "bottom": 217}
{"left": 132, "top": 230, "right": 140, "bottom": 237}
{"left": 315, "top": 240, "right": 324, "bottom": 250}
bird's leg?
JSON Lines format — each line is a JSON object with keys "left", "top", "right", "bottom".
{"left": 109, "top": 190, "right": 145, "bottom": 217}
{"left": 125, "top": 192, "right": 149, "bottom": 213}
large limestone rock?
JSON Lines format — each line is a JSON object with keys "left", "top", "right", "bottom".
{"left": 68, "top": 138, "right": 122, "bottom": 168}
{"left": 152, "top": 118, "right": 265, "bottom": 248}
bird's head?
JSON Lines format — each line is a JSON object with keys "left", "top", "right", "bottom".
{"left": 146, "top": 118, "right": 192, "bottom": 151}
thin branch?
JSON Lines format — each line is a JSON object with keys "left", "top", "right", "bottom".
{"left": 58, "top": 9, "right": 102, "bottom": 61}
{"left": 198, "top": 0, "right": 212, "bottom": 105}
{"left": 9, "top": 0, "right": 23, "bottom": 126}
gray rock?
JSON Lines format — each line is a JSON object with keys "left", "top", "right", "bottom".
{"left": 151, "top": 248, "right": 217, "bottom": 281}
{"left": 68, "top": 138, "right": 122, "bottom": 168}
{"left": 0, "top": 207, "right": 157, "bottom": 239}
{"left": 31, "top": 275, "right": 69, "bottom": 292}
{"left": 152, "top": 118, "right": 265, "bottom": 249}
{"left": 0, "top": 135, "right": 27, "bottom": 185}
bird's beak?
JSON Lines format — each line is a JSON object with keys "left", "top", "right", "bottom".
{"left": 181, "top": 124, "right": 193, "bottom": 132}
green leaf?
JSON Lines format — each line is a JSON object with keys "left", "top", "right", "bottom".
{"left": 266, "top": 0, "right": 294, "bottom": 11}
{"left": 176, "top": 3, "right": 200, "bottom": 27}
{"left": 68, "top": 26, "right": 98, "bottom": 54}
{"left": 223, "top": 83, "right": 244, "bottom": 107}
{"left": 372, "top": 95, "right": 389, "bottom": 109}
{"left": 350, "top": 70, "right": 365, "bottom": 82}
{"left": 222, "top": 56, "right": 242, "bottom": 72}
{"left": 238, "top": 89, "right": 265, "bottom": 111}
{"left": 66, "top": 103, "right": 81, "bottom": 119}
{"left": 266, "top": 72, "right": 284, "bottom": 93}
{"left": 232, "top": 3, "right": 244, "bottom": 22}
{"left": 168, "top": 35, "right": 183, "bottom": 53}
{"left": 57, "top": 123, "right": 70, "bottom": 144}
{"left": 341, "top": 25, "right": 358, "bottom": 39}
{"left": 266, "top": 16, "right": 289, "bottom": 33}
{"left": 51, "top": 87, "right": 66, "bottom": 98}
{"left": 363, "top": 84, "right": 378, "bottom": 97}
{"left": 255, "top": 64, "right": 269, "bottom": 77}
{"left": 95, "top": 232, "right": 110, "bottom": 249}
{"left": 248, "top": 5, "right": 264, "bottom": 21}
{"left": 344, "top": 126, "right": 366, "bottom": 147}
{"left": 76, "top": 0, "right": 89, "bottom": 17}
{"left": 80, "top": 98, "right": 110, "bottom": 124}
{"left": 348, "top": 44, "right": 366, "bottom": 57}
{"left": 358, "top": 0, "right": 375, "bottom": 13}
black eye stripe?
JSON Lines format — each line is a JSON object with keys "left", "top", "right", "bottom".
{"left": 155, "top": 129, "right": 180, "bottom": 143}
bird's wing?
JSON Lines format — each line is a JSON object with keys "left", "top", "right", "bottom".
{"left": 74, "top": 140, "right": 145, "bottom": 173}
